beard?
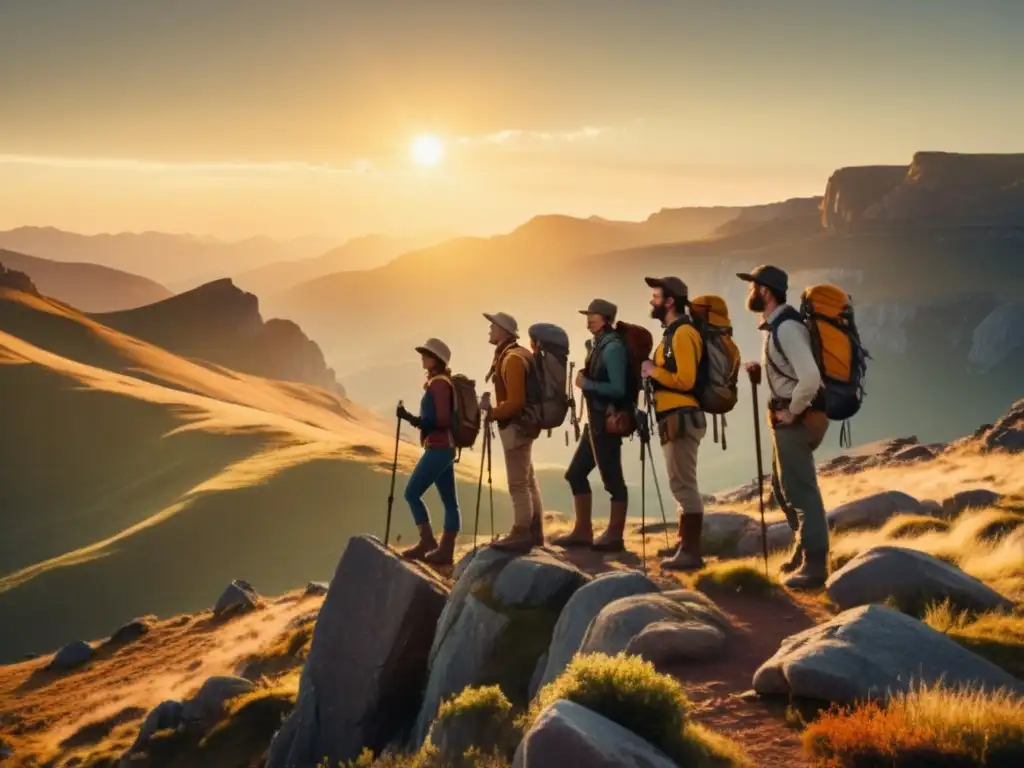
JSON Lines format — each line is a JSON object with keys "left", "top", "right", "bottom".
{"left": 650, "top": 304, "right": 668, "bottom": 322}
{"left": 746, "top": 292, "right": 765, "bottom": 313}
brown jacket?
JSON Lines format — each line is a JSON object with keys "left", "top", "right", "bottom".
{"left": 488, "top": 341, "right": 532, "bottom": 426}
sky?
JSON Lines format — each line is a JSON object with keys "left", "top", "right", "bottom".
{"left": 1, "top": 0, "right": 1022, "bottom": 240}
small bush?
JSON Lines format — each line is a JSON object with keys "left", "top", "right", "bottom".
{"left": 428, "top": 685, "right": 521, "bottom": 765}
{"left": 693, "top": 560, "right": 778, "bottom": 597}
{"left": 923, "top": 600, "right": 1024, "bottom": 678}
{"left": 802, "top": 681, "right": 1024, "bottom": 766}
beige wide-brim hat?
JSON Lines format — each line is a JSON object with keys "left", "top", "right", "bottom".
{"left": 483, "top": 311, "right": 519, "bottom": 338}
{"left": 414, "top": 338, "right": 451, "bottom": 366}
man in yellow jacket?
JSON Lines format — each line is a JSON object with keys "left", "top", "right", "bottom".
{"left": 640, "top": 276, "right": 709, "bottom": 571}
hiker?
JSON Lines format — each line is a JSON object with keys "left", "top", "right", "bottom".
{"left": 640, "top": 276, "right": 709, "bottom": 571}
{"left": 553, "top": 299, "right": 631, "bottom": 552}
{"left": 394, "top": 338, "right": 461, "bottom": 565}
{"left": 479, "top": 312, "right": 545, "bottom": 553}
{"left": 739, "top": 265, "right": 830, "bottom": 589}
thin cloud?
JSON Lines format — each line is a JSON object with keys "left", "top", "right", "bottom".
{"left": 457, "top": 125, "right": 611, "bottom": 146}
{"left": 0, "top": 154, "right": 374, "bottom": 175}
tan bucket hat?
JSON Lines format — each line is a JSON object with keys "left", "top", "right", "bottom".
{"left": 414, "top": 337, "right": 451, "bottom": 366}
{"left": 483, "top": 311, "right": 519, "bottom": 338}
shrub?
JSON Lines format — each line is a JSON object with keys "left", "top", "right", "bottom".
{"left": 802, "top": 681, "right": 1024, "bottom": 766}
{"left": 428, "top": 685, "right": 521, "bottom": 765}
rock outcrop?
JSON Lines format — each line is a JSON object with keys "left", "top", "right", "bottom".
{"left": 753, "top": 604, "right": 1023, "bottom": 703}
{"left": 820, "top": 165, "right": 907, "bottom": 230}
{"left": 826, "top": 546, "right": 1014, "bottom": 614}
{"left": 213, "top": 579, "right": 261, "bottom": 618}
{"left": 411, "top": 548, "right": 589, "bottom": 747}
{"left": 826, "top": 491, "right": 922, "bottom": 532}
{"left": 974, "top": 398, "right": 1024, "bottom": 452}
{"left": 0, "top": 263, "right": 39, "bottom": 296}
{"left": 514, "top": 700, "right": 677, "bottom": 768}
{"left": 268, "top": 535, "right": 449, "bottom": 767}
{"left": 47, "top": 640, "right": 94, "bottom": 671}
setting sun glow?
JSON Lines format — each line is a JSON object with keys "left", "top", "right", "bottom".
{"left": 410, "top": 134, "right": 445, "bottom": 167}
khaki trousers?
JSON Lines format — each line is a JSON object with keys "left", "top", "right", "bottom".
{"left": 499, "top": 424, "right": 543, "bottom": 528}
{"left": 770, "top": 410, "right": 830, "bottom": 554}
{"left": 659, "top": 413, "right": 707, "bottom": 518}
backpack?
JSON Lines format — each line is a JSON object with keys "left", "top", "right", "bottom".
{"left": 770, "top": 284, "right": 869, "bottom": 448}
{"left": 524, "top": 323, "right": 570, "bottom": 435}
{"left": 689, "top": 295, "right": 741, "bottom": 417}
{"left": 614, "top": 321, "right": 654, "bottom": 410}
{"left": 444, "top": 374, "right": 482, "bottom": 452}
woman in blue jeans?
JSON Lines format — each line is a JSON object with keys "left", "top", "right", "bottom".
{"left": 395, "top": 337, "right": 461, "bottom": 565}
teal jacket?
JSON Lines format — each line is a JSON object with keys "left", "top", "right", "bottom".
{"left": 582, "top": 329, "right": 628, "bottom": 409}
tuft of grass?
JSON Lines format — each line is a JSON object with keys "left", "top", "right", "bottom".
{"left": 436, "top": 684, "right": 512, "bottom": 723}
{"left": 338, "top": 746, "right": 510, "bottom": 767}
{"left": 429, "top": 685, "right": 521, "bottom": 766}
{"left": 880, "top": 513, "right": 950, "bottom": 539}
{"left": 528, "top": 652, "right": 749, "bottom": 766}
{"left": 693, "top": 560, "right": 779, "bottom": 597}
{"left": 802, "top": 681, "right": 1024, "bottom": 766}
{"left": 922, "top": 600, "right": 1024, "bottom": 678}
{"left": 241, "top": 619, "right": 315, "bottom": 680}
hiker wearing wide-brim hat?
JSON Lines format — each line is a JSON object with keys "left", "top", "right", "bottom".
{"left": 739, "top": 265, "right": 831, "bottom": 590}
{"left": 394, "top": 337, "right": 461, "bottom": 565}
{"left": 553, "top": 298, "right": 631, "bottom": 552}
{"left": 480, "top": 312, "right": 546, "bottom": 554}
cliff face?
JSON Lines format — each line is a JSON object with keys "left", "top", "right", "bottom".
{"left": 821, "top": 153, "right": 1024, "bottom": 230}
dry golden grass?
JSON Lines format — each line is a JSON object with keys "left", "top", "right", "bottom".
{"left": 692, "top": 559, "right": 780, "bottom": 597}
{"left": 923, "top": 600, "right": 1024, "bottom": 678}
{"left": 802, "top": 682, "right": 1024, "bottom": 767}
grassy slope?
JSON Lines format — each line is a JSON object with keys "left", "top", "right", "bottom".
{"left": 0, "top": 288, "right": 511, "bottom": 662}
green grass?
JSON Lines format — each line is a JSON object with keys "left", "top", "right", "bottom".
{"left": 802, "top": 682, "right": 1024, "bottom": 767}
{"left": 693, "top": 560, "right": 779, "bottom": 598}
{"left": 922, "top": 600, "right": 1024, "bottom": 678}
{"left": 427, "top": 685, "right": 521, "bottom": 766}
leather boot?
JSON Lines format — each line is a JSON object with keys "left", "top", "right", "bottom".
{"left": 661, "top": 514, "right": 704, "bottom": 572}
{"left": 424, "top": 530, "right": 458, "bottom": 566}
{"left": 657, "top": 514, "right": 684, "bottom": 558}
{"left": 592, "top": 500, "right": 628, "bottom": 553}
{"left": 782, "top": 548, "right": 829, "bottom": 590}
{"left": 778, "top": 539, "right": 804, "bottom": 574}
{"left": 530, "top": 512, "right": 545, "bottom": 546}
{"left": 401, "top": 522, "right": 437, "bottom": 561}
{"left": 551, "top": 494, "right": 594, "bottom": 548}
{"left": 489, "top": 524, "right": 534, "bottom": 554}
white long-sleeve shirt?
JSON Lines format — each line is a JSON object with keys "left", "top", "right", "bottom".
{"left": 762, "top": 304, "right": 822, "bottom": 416}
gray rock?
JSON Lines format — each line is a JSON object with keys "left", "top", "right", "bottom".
{"left": 304, "top": 581, "right": 329, "bottom": 596}
{"left": 48, "top": 640, "right": 94, "bottom": 670}
{"left": 182, "top": 676, "right": 254, "bottom": 726}
{"left": 533, "top": 571, "right": 659, "bottom": 697}
{"left": 268, "top": 534, "right": 449, "bottom": 767}
{"left": 753, "top": 604, "right": 1024, "bottom": 703}
{"left": 625, "top": 619, "right": 727, "bottom": 665}
{"left": 736, "top": 520, "right": 794, "bottom": 556}
{"left": 701, "top": 511, "right": 755, "bottom": 554}
{"left": 412, "top": 548, "right": 588, "bottom": 747}
{"left": 452, "top": 548, "right": 479, "bottom": 581}
{"left": 513, "top": 699, "right": 677, "bottom": 768}
{"left": 109, "top": 619, "right": 150, "bottom": 645}
{"left": 918, "top": 499, "right": 943, "bottom": 517}
{"left": 942, "top": 489, "right": 1003, "bottom": 516}
{"left": 826, "top": 545, "right": 1014, "bottom": 614}
{"left": 213, "top": 579, "right": 260, "bottom": 618}
{"left": 892, "top": 445, "right": 934, "bottom": 463}
{"left": 130, "top": 700, "right": 184, "bottom": 751}
{"left": 579, "top": 591, "right": 732, "bottom": 659}
{"left": 827, "top": 491, "right": 920, "bottom": 532}
{"left": 982, "top": 398, "right": 1024, "bottom": 452}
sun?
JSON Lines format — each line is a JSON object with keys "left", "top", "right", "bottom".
{"left": 410, "top": 134, "right": 445, "bottom": 167}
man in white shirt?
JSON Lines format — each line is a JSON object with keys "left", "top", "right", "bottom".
{"left": 738, "top": 265, "right": 831, "bottom": 590}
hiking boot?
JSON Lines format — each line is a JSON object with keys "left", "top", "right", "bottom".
{"left": 551, "top": 494, "right": 594, "bottom": 548}
{"left": 778, "top": 539, "right": 804, "bottom": 575}
{"left": 489, "top": 525, "right": 534, "bottom": 554}
{"left": 657, "top": 514, "right": 684, "bottom": 557}
{"left": 782, "top": 549, "right": 829, "bottom": 591}
{"left": 423, "top": 531, "right": 458, "bottom": 566}
{"left": 591, "top": 500, "right": 628, "bottom": 553}
{"left": 401, "top": 522, "right": 437, "bottom": 561}
{"left": 661, "top": 514, "right": 704, "bottom": 572}
{"left": 529, "top": 513, "right": 545, "bottom": 546}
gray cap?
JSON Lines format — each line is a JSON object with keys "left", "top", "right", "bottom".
{"left": 483, "top": 311, "right": 519, "bottom": 338}
{"left": 578, "top": 298, "right": 618, "bottom": 320}
{"left": 644, "top": 276, "right": 689, "bottom": 300}
{"left": 737, "top": 264, "right": 788, "bottom": 295}
{"left": 414, "top": 337, "right": 451, "bottom": 365}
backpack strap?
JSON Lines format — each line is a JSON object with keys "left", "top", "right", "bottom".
{"left": 765, "top": 306, "right": 803, "bottom": 386}
{"left": 650, "top": 315, "right": 695, "bottom": 394}
{"left": 427, "top": 374, "right": 458, "bottom": 451}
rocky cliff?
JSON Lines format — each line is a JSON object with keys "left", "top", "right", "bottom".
{"left": 0, "top": 263, "right": 39, "bottom": 296}
{"left": 820, "top": 165, "right": 907, "bottom": 229}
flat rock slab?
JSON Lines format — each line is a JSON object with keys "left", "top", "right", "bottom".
{"left": 827, "top": 491, "right": 921, "bottom": 532}
{"left": 513, "top": 700, "right": 677, "bottom": 768}
{"left": 753, "top": 604, "right": 1024, "bottom": 703}
{"left": 267, "top": 535, "right": 449, "bottom": 767}
{"left": 533, "top": 571, "right": 660, "bottom": 698}
{"left": 412, "top": 547, "right": 588, "bottom": 746}
{"left": 826, "top": 545, "right": 1014, "bottom": 614}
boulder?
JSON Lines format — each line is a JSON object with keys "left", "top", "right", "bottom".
{"left": 48, "top": 640, "right": 94, "bottom": 671}
{"left": 625, "top": 620, "right": 727, "bottom": 665}
{"left": 304, "top": 581, "right": 329, "bottom": 596}
{"left": 753, "top": 604, "right": 1023, "bottom": 703}
{"left": 942, "top": 489, "right": 1003, "bottom": 516}
{"left": 826, "top": 546, "right": 1014, "bottom": 614}
{"left": 182, "top": 676, "right": 254, "bottom": 726}
{"left": 981, "top": 399, "right": 1024, "bottom": 452}
{"left": 109, "top": 619, "right": 151, "bottom": 646}
{"left": 533, "top": 571, "right": 659, "bottom": 697}
{"left": 513, "top": 699, "right": 677, "bottom": 768}
{"left": 700, "top": 512, "right": 755, "bottom": 554}
{"left": 736, "top": 520, "right": 794, "bottom": 557}
{"left": 213, "top": 579, "right": 260, "bottom": 618}
{"left": 411, "top": 547, "right": 588, "bottom": 746}
{"left": 122, "top": 700, "right": 184, "bottom": 760}
{"left": 827, "top": 491, "right": 921, "bottom": 532}
{"left": 892, "top": 445, "right": 934, "bottom": 463}
{"left": 267, "top": 535, "right": 449, "bottom": 767}
{"left": 579, "top": 591, "right": 731, "bottom": 660}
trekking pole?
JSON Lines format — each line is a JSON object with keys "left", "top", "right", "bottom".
{"left": 638, "top": 413, "right": 648, "bottom": 575}
{"left": 749, "top": 375, "right": 770, "bottom": 577}
{"left": 487, "top": 424, "right": 495, "bottom": 541}
{"left": 384, "top": 400, "right": 403, "bottom": 548}
{"left": 472, "top": 429, "right": 486, "bottom": 553}
{"left": 643, "top": 383, "right": 671, "bottom": 550}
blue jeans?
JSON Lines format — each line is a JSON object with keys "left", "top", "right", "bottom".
{"left": 404, "top": 447, "right": 460, "bottom": 533}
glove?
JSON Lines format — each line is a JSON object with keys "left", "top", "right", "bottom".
{"left": 396, "top": 404, "right": 420, "bottom": 427}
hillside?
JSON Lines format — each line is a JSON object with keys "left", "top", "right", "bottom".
{"left": 0, "top": 249, "right": 171, "bottom": 312}
{"left": 93, "top": 279, "right": 346, "bottom": 395}
{"left": 0, "top": 287, "right": 510, "bottom": 663}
